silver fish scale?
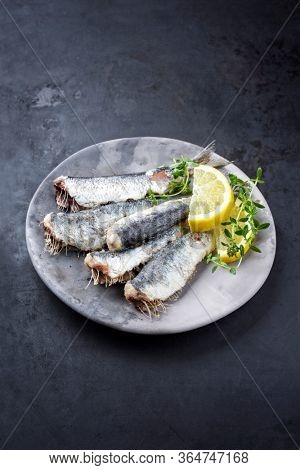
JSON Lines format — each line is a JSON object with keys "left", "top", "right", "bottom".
{"left": 65, "top": 173, "right": 158, "bottom": 208}
{"left": 128, "top": 232, "right": 214, "bottom": 301}
{"left": 107, "top": 198, "right": 190, "bottom": 250}
{"left": 48, "top": 199, "right": 152, "bottom": 251}
{"left": 56, "top": 147, "right": 228, "bottom": 209}
{"left": 86, "top": 226, "right": 180, "bottom": 279}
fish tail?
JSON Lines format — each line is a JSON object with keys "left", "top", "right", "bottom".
{"left": 193, "top": 141, "right": 229, "bottom": 167}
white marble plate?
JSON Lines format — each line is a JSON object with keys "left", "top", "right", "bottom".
{"left": 26, "top": 137, "right": 276, "bottom": 334}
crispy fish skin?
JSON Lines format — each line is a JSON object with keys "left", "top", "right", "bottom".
{"left": 124, "top": 232, "right": 214, "bottom": 315}
{"left": 43, "top": 199, "right": 153, "bottom": 254}
{"left": 84, "top": 226, "right": 182, "bottom": 286}
{"left": 54, "top": 168, "right": 172, "bottom": 211}
{"left": 106, "top": 198, "right": 190, "bottom": 251}
{"left": 53, "top": 147, "right": 229, "bottom": 211}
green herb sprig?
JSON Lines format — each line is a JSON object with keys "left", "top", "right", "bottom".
{"left": 206, "top": 254, "right": 237, "bottom": 275}
{"left": 146, "top": 156, "right": 197, "bottom": 203}
{"left": 207, "top": 167, "right": 270, "bottom": 275}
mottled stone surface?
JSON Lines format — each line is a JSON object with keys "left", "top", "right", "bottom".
{"left": 0, "top": 0, "right": 299, "bottom": 450}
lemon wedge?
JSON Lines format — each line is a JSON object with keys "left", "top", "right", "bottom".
{"left": 188, "top": 166, "right": 234, "bottom": 232}
{"left": 214, "top": 199, "right": 254, "bottom": 263}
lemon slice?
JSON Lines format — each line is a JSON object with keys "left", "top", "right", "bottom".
{"left": 214, "top": 199, "right": 254, "bottom": 263}
{"left": 188, "top": 166, "right": 234, "bottom": 232}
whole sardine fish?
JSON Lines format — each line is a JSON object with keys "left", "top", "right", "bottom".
{"left": 84, "top": 226, "right": 182, "bottom": 286}
{"left": 54, "top": 146, "right": 228, "bottom": 211}
{"left": 106, "top": 198, "right": 190, "bottom": 251}
{"left": 43, "top": 199, "right": 153, "bottom": 255}
{"left": 125, "top": 232, "right": 214, "bottom": 316}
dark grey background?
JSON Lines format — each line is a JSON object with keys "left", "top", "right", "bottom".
{"left": 1, "top": 0, "right": 299, "bottom": 450}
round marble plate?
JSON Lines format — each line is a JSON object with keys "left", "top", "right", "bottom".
{"left": 26, "top": 137, "right": 276, "bottom": 334}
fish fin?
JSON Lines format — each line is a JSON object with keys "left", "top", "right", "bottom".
{"left": 193, "top": 141, "right": 230, "bottom": 167}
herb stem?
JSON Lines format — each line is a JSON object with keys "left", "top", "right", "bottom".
{"left": 207, "top": 167, "right": 269, "bottom": 275}
{"left": 146, "top": 155, "right": 197, "bottom": 201}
